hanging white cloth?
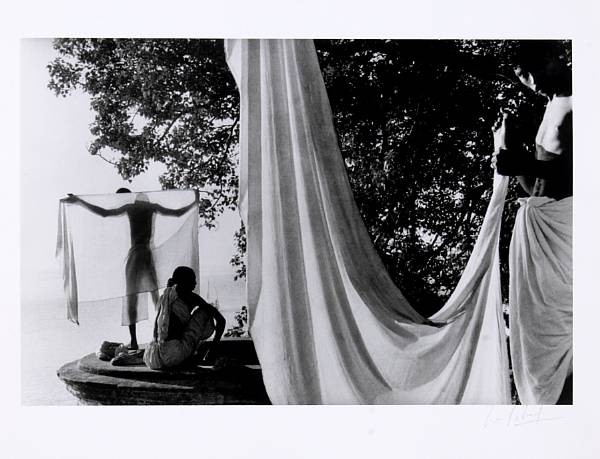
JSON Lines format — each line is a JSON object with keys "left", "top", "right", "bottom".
{"left": 56, "top": 190, "right": 199, "bottom": 325}
{"left": 509, "top": 196, "right": 572, "bottom": 404}
{"left": 226, "top": 39, "right": 511, "bottom": 404}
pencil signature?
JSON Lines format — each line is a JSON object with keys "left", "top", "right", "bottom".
{"left": 483, "top": 405, "right": 567, "bottom": 428}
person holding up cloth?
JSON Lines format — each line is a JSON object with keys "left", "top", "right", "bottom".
{"left": 492, "top": 41, "right": 572, "bottom": 404}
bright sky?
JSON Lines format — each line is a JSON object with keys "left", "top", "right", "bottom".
{"left": 20, "top": 38, "right": 241, "bottom": 278}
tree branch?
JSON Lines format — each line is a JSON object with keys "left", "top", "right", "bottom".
{"left": 203, "top": 116, "right": 240, "bottom": 213}
{"left": 128, "top": 105, "right": 140, "bottom": 126}
{"left": 154, "top": 114, "right": 183, "bottom": 147}
{"left": 494, "top": 72, "right": 518, "bottom": 85}
{"left": 220, "top": 115, "right": 240, "bottom": 157}
{"left": 406, "top": 102, "right": 421, "bottom": 138}
{"left": 95, "top": 152, "right": 119, "bottom": 166}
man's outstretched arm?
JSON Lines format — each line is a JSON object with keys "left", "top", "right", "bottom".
{"left": 153, "top": 192, "right": 198, "bottom": 217}
{"left": 64, "top": 194, "right": 128, "bottom": 217}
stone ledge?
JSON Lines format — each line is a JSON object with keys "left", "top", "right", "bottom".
{"left": 57, "top": 345, "right": 270, "bottom": 405}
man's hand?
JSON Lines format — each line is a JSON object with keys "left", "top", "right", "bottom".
{"left": 495, "top": 148, "right": 533, "bottom": 176}
{"left": 64, "top": 193, "right": 78, "bottom": 204}
{"left": 492, "top": 112, "right": 509, "bottom": 152}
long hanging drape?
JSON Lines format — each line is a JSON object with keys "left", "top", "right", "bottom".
{"left": 509, "top": 196, "right": 573, "bottom": 404}
{"left": 56, "top": 190, "right": 199, "bottom": 325}
{"left": 226, "top": 39, "right": 511, "bottom": 404}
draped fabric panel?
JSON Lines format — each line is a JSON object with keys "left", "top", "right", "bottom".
{"left": 226, "top": 39, "right": 511, "bottom": 404}
{"left": 509, "top": 196, "right": 573, "bottom": 404}
{"left": 56, "top": 190, "right": 199, "bottom": 325}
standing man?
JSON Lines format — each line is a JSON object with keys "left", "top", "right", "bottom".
{"left": 66, "top": 189, "right": 197, "bottom": 349}
{"left": 493, "top": 41, "right": 572, "bottom": 404}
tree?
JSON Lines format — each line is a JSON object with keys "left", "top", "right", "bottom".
{"left": 48, "top": 38, "right": 570, "bottom": 316}
{"left": 315, "top": 39, "right": 553, "bottom": 314}
{"left": 48, "top": 39, "right": 239, "bottom": 228}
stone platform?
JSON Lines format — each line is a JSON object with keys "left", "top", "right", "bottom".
{"left": 57, "top": 339, "right": 271, "bottom": 405}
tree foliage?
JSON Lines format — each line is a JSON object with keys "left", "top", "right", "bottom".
{"left": 48, "top": 38, "right": 570, "bottom": 316}
{"left": 48, "top": 39, "right": 239, "bottom": 227}
{"left": 315, "top": 39, "right": 555, "bottom": 314}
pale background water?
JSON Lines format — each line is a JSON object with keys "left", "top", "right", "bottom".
{"left": 21, "top": 268, "right": 245, "bottom": 405}
{"left": 20, "top": 38, "right": 247, "bottom": 405}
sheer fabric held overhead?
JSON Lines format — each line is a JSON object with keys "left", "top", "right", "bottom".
{"left": 56, "top": 190, "right": 199, "bottom": 325}
{"left": 226, "top": 39, "right": 511, "bottom": 404}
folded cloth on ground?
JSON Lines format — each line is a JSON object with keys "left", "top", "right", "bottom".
{"left": 114, "top": 343, "right": 129, "bottom": 358}
{"left": 111, "top": 349, "right": 146, "bottom": 366}
{"left": 96, "top": 341, "right": 122, "bottom": 361}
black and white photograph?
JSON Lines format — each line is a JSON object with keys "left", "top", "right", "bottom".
{"left": 3, "top": 1, "right": 600, "bottom": 458}
{"left": 21, "top": 37, "right": 573, "bottom": 406}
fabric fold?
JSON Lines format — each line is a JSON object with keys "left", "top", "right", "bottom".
{"left": 56, "top": 190, "right": 199, "bottom": 325}
{"left": 509, "top": 196, "right": 572, "bottom": 404}
{"left": 226, "top": 39, "right": 511, "bottom": 404}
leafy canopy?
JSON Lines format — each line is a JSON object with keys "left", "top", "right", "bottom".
{"left": 49, "top": 39, "right": 239, "bottom": 227}
{"left": 48, "top": 38, "right": 568, "bottom": 315}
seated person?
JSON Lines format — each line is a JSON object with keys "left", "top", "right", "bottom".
{"left": 144, "top": 266, "right": 226, "bottom": 370}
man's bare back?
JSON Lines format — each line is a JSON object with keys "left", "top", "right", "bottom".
{"left": 125, "top": 202, "right": 156, "bottom": 245}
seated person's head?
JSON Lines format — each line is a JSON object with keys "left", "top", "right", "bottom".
{"left": 168, "top": 266, "right": 197, "bottom": 291}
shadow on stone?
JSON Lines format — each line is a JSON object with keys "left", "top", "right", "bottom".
{"left": 57, "top": 339, "right": 270, "bottom": 405}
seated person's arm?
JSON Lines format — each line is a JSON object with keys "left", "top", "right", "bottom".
{"left": 193, "top": 294, "right": 226, "bottom": 339}
{"left": 155, "top": 294, "right": 172, "bottom": 344}
{"left": 191, "top": 293, "right": 226, "bottom": 362}
{"left": 210, "top": 307, "right": 226, "bottom": 342}
{"left": 206, "top": 310, "right": 226, "bottom": 363}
